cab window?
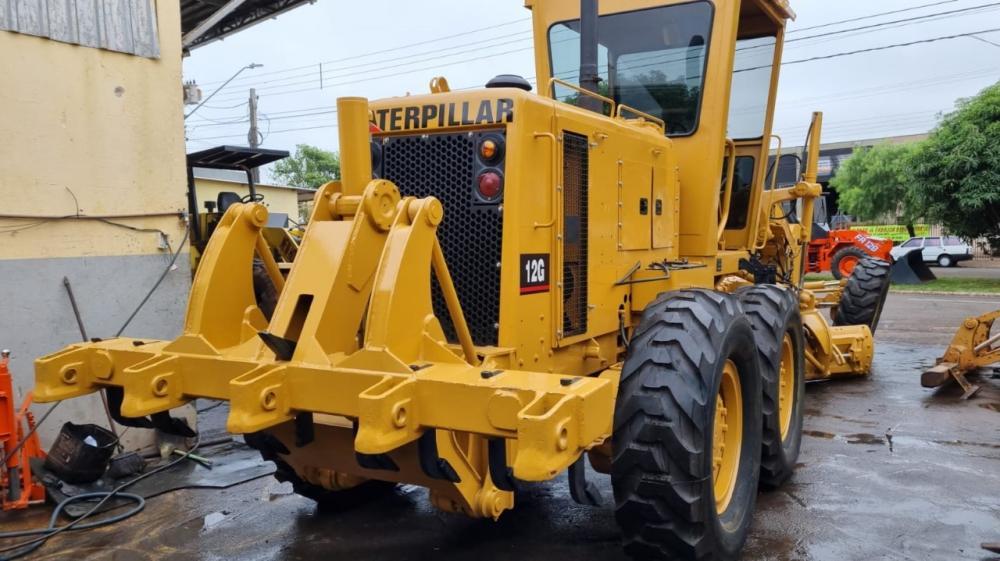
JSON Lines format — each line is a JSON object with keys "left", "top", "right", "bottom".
{"left": 901, "top": 238, "right": 922, "bottom": 248}
{"left": 925, "top": 237, "right": 942, "bottom": 247}
{"left": 548, "top": 1, "right": 714, "bottom": 135}
{"left": 722, "top": 156, "right": 755, "bottom": 230}
{"left": 728, "top": 36, "right": 776, "bottom": 140}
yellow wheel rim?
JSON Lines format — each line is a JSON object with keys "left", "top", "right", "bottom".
{"left": 713, "top": 360, "right": 743, "bottom": 515}
{"left": 778, "top": 334, "right": 795, "bottom": 440}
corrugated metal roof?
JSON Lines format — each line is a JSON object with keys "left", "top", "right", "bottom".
{"left": 0, "top": 1, "right": 313, "bottom": 56}
{"left": 180, "top": 0, "right": 312, "bottom": 50}
{"left": 0, "top": 0, "right": 160, "bottom": 58}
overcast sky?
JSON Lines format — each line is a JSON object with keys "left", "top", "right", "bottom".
{"left": 182, "top": 0, "right": 1000, "bottom": 165}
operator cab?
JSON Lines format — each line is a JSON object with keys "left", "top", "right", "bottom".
{"left": 529, "top": 0, "right": 793, "bottom": 256}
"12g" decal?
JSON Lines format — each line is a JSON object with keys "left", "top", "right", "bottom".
{"left": 520, "top": 254, "right": 550, "bottom": 294}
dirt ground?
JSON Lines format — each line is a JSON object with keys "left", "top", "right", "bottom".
{"left": 2, "top": 293, "right": 998, "bottom": 561}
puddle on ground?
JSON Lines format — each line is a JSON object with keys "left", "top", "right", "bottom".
{"left": 804, "top": 430, "right": 835, "bottom": 439}
{"left": 846, "top": 433, "right": 886, "bottom": 445}
{"left": 804, "top": 430, "right": 889, "bottom": 448}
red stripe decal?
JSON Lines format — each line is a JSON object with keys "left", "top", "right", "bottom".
{"left": 520, "top": 285, "right": 550, "bottom": 294}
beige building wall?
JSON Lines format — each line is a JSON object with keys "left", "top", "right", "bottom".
{"left": 0, "top": 1, "right": 193, "bottom": 450}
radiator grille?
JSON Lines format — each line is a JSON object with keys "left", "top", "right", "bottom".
{"left": 380, "top": 131, "right": 504, "bottom": 346}
{"left": 562, "top": 132, "right": 589, "bottom": 337}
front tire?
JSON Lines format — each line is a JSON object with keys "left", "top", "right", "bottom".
{"left": 612, "top": 290, "right": 763, "bottom": 561}
{"left": 833, "top": 257, "right": 891, "bottom": 333}
{"left": 736, "top": 285, "right": 805, "bottom": 489}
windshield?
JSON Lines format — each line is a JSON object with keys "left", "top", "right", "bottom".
{"left": 548, "top": 1, "right": 714, "bottom": 135}
{"left": 728, "top": 36, "right": 776, "bottom": 139}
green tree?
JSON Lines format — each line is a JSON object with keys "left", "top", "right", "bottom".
{"left": 829, "top": 142, "right": 921, "bottom": 236}
{"left": 272, "top": 144, "right": 340, "bottom": 189}
{"left": 911, "top": 82, "right": 1000, "bottom": 248}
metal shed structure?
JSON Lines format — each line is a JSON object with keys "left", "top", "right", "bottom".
{"left": 181, "top": 0, "right": 314, "bottom": 50}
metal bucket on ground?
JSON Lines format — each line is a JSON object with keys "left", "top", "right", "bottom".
{"left": 43, "top": 422, "right": 117, "bottom": 483}
{"left": 891, "top": 249, "right": 937, "bottom": 284}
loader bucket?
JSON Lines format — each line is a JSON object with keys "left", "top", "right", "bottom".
{"left": 890, "top": 249, "right": 936, "bottom": 284}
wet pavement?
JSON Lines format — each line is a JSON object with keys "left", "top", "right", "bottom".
{"left": 2, "top": 293, "right": 998, "bottom": 561}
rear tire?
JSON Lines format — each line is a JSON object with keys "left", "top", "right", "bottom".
{"left": 830, "top": 246, "right": 866, "bottom": 280}
{"left": 937, "top": 254, "right": 953, "bottom": 268}
{"left": 736, "top": 285, "right": 805, "bottom": 489}
{"left": 833, "top": 257, "right": 891, "bottom": 333}
{"left": 612, "top": 289, "right": 763, "bottom": 561}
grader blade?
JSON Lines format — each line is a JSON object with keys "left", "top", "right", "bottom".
{"left": 921, "top": 309, "right": 1000, "bottom": 399}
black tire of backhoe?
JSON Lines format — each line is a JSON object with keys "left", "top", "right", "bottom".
{"left": 833, "top": 257, "right": 891, "bottom": 333}
{"left": 252, "top": 259, "right": 279, "bottom": 320}
{"left": 612, "top": 289, "right": 763, "bottom": 561}
{"left": 830, "top": 246, "right": 867, "bottom": 280}
{"left": 736, "top": 285, "right": 805, "bottom": 489}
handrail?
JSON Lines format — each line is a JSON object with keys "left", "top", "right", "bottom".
{"left": 753, "top": 134, "right": 785, "bottom": 251}
{"left": 548, "top": 77, "right": 615, "bottom": 114}
{"left": 718, "top": 139, "right": 737, "bottom": 244}
{"left": 615, "top": 103, "right": 665, "bottom": 132}
{"left": 533, "top": 131, "right": 559, "bottom": 229}
{"left": 769, "top": 134, "right": 783, "bottom": 192}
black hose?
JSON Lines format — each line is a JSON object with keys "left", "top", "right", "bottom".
{"left": 0, "top": 492, "right": 145, "bottom": 558}
{"left": 0, "top": 437, "right": 202, "bottom": 560}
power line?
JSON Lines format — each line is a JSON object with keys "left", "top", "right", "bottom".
{"left": 187, "top": 30, "right": 1000, "bottom": 143}
{"left": 195, "top": 18, "right": 532, "bottom": 87}
{"left": 208, "top": 43, "right": 538, "bottom": 102}
{"left": 195, "top": 65, "right": 999, "bottom": 134}
{"left": 788, "top": 0, "right": 960, "bottom": 34}
{"left": 205, "top": 3, "right": 999, "bottom": 104}
{"left": 739, "top": 27, "right": 1000, "bottom": 73}
{"left": 202, "top": 30, "right": 535, "bottom": 93}
{"left": 190, "top": 108, "right": 337, "bottom": 128}
{"left": 785, "top": 1, "right": 1000, "bottom": 46}
{"left": 970, "top": 33, "right": 1000, "bottom": 47}
{"left": 197, "top": 1, "right": 988, "bottom": 102}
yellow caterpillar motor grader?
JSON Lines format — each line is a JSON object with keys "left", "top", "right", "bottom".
{"left": 34, "top": 0, "right": 890, "bottom": 559}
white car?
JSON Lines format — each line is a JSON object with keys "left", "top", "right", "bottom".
{"left": 889, "top": 236, "right": 973, "bottom": 267}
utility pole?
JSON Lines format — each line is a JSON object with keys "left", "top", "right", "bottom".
{"left": 248, "top": 88, "right": 261, "bottom": 182}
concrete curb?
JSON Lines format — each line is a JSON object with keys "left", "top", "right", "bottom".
{"left": 891, "top": 289, "right": 1000, "bottom": 298}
